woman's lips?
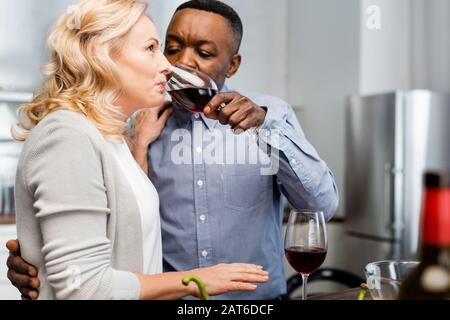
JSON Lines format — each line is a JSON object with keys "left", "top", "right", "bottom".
{"left": 156, "top": 81, "right": 167, "bottom": 91}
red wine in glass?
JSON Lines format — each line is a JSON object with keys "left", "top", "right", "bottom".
{"left": 284, "top": 210, "right": 328, "bottom": 300}
{"left": 168, "top": 87, "right": 218, "bottom": 113}
{"left": 285, "top": 247, "right": 327, "bottom": 275}
{"left": 166, "top": 64, "right": 219, "bottom": 113}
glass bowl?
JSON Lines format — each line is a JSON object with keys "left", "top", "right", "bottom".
{"left": 364, "top": 260, "right": 420, "bottom": 300}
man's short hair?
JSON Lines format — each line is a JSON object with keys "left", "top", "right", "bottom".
{"left": 175, "top": 0, "right": 243, "bottom": 53}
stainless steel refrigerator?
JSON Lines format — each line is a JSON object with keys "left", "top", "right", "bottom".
{"left": 344, "top": 90, "right": 450, "bottom": 276}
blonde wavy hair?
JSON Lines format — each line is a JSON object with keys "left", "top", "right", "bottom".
{"left": 13, "top": 0, "right": 148, "bottom": 141}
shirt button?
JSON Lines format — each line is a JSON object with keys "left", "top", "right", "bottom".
{"left": 199, "top": 214, "right": 206, "bottom": 222}
{"left": 202, "top": 250, "right": 208, "bottom": 258}
{"left": 196, "top": 147, "right": 202, "bottom": 154}
{"left": 291, "top": 159, "right": 297, "bottom": 165}
{"left": 197, "top": 180, "right": 204, "bottom": 187}
{"left": 194, "top": 113, "right": 200, "bottom": 119}
{"left": 265, "top": 130, "right": 271, "bottom": 137}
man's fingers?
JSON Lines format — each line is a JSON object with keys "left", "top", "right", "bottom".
{"left": 233, "top": 118, "right": 252, "bottom": 132}
{"left": 19, "top": 287, "right": 39, "bottom": 300}
{"left": 7, "top": 269, "right": 35, "bottom": 288}
{"left": 217, "top": 100, "right": 242, "bottom": 125}
{"left": 227, "top": 104, "right": 253, "bottom": 128}
{"left": 6, "top": 239, "right": 20, "bottom": 254}
{"left": 204, "top": 92, "right": 239, "bottom": 118}
{"left": 214, "top": 95, "right": 248, "bottom": 125}
{"left": 29, "top": 277, "right": 40, "bottom": 289}
{"left": 6, "top": 255, "right": 35, "bottom": 276}
{"left": 232, "top": 112, "right": 262, "bottom": 133}
{"left": 204, "top": 94, "right": 258, "bottom": 130}
{"left": 207, "top": 92, "right": 237, "bottom": 110}
{"left": 28, "top": 266, "right": 38, "bottom": 278}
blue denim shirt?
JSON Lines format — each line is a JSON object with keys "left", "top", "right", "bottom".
{"left": 147, "top": 88, "right": 339, "bottom": 300}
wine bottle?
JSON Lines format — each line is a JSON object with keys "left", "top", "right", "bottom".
{"left": 399, "top": 171, "right": 450, "bottom": 300}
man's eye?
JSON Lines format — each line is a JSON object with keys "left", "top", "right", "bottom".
{"left": 165, "top": 48, "right": 180, "bottom": 55}
{"left": 198, "top": 51, "right": 212, "bottom": 58}
{"left": 147, "top": 45, "right": 155, "bottom": 52}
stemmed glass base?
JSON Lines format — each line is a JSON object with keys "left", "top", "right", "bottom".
{"left": 301, "top": 274, "right": 308, "bottom": 300}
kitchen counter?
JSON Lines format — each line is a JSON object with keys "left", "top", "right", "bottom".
{"left": 309, "top": 288, "right": 368, "bottom": 300}
{"left": 0, "top": 216, "right": 15, "bottom": 225}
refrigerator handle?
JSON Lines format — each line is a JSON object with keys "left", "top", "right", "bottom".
{"left": 384, "top": 163, "right": 393, "bottom": 231}
{"left": 385, "top": 162, "right": 404, "bottom": 247}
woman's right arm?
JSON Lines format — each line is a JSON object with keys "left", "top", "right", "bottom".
{"left": 6, "top": 240, "right": 269, "bottom": 300}
{"left": 6, "top": 236, "right": 268, "bottom": 300}
{"left": 136, "top": 264, "right": 269, "bottom": 300}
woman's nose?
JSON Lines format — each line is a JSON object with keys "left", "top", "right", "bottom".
{"left": 159, "top": 52, "right": 172, "bottom": 75}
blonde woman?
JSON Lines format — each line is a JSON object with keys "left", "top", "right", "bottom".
{"left": 12, "top": 0, "right": 268, "bottom": 300}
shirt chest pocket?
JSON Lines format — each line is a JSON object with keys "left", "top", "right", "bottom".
{"left": 222, "top": 165, "right": 273, "bottom": 212}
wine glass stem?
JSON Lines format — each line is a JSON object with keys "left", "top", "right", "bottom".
{"left": 302, "top": 274, "right": 308, "bottom": 300}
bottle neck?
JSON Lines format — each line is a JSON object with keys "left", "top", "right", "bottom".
{"left": 421, "top": 188, "right": 450, "bottom": 246}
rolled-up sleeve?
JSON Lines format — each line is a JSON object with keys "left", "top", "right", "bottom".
{"left": 25, "top": 126, "right": 141, "bottom": 300}
{"left": 256, "top": 97, "right": 339, "bottom": 220}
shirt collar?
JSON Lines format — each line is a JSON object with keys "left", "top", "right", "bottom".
{"left": 172, "top": 84, "right": 230, "bottom": 131}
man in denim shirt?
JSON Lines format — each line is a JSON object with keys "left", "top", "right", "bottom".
{"left": 7, "top": 0, "right": 338, "bottom": 300}
{"left": 144, "top": 1, "right": 339, "bottom": 300}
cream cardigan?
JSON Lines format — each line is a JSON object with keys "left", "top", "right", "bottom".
{"left": 15, "top": 109, "right": 144, "bottom": 299}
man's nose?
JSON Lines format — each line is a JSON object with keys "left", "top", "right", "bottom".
{"left": 175, "top": 48, "right": 197, "bottom": 69}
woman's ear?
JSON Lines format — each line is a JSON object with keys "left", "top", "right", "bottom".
{"left": 226, "top": 54, "right": 241, "bottom": 78}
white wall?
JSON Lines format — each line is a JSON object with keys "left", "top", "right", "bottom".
{"left": 426, "top": 0, "right": 450, "bottom": 91}
{"left": 222, "top": 0, "right": 289, "bottom": 98}
{"left": 411, "top": 0, "right": 450, "bottom": 91}
{"left": 359, "top": 0, "right": 450, "bottom": 93}
{"left": 359, "top": 0, "right": 412, "bottom": 94}
{"left": 286, "top": 0, "right": 361, "bottom": 218}
{"left": 0, "top": 0, "right": 74, "bottom": 91}
{"left": 148, "top": 0, "right": 186, "bottom": 40}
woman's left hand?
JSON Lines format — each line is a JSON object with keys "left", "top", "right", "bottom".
{"left": 130, "top": 103, "right": 173, "bottom": 174}
{"left": 131, "top": 103, "right": 173, "bottom": 151}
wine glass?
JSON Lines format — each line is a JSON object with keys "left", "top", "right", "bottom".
{"left": 165, "top": 64, "right": 219, "bottom": 113}
{"left": 165, "top": 64, "right": 259, "bottom": 137}
{"left": 284, "top": 209, "right": 328, "bottom": 300}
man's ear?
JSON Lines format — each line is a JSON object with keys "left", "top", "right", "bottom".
{"left": 226, "top": 54, "right": 241, "bottom": 78}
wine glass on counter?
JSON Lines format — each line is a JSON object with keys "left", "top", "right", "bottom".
{"left": 284, "top": 209, "right": 328, "bottom": 300}
{"left": 165, "top": 64, "right": 219, "bottom": 113}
